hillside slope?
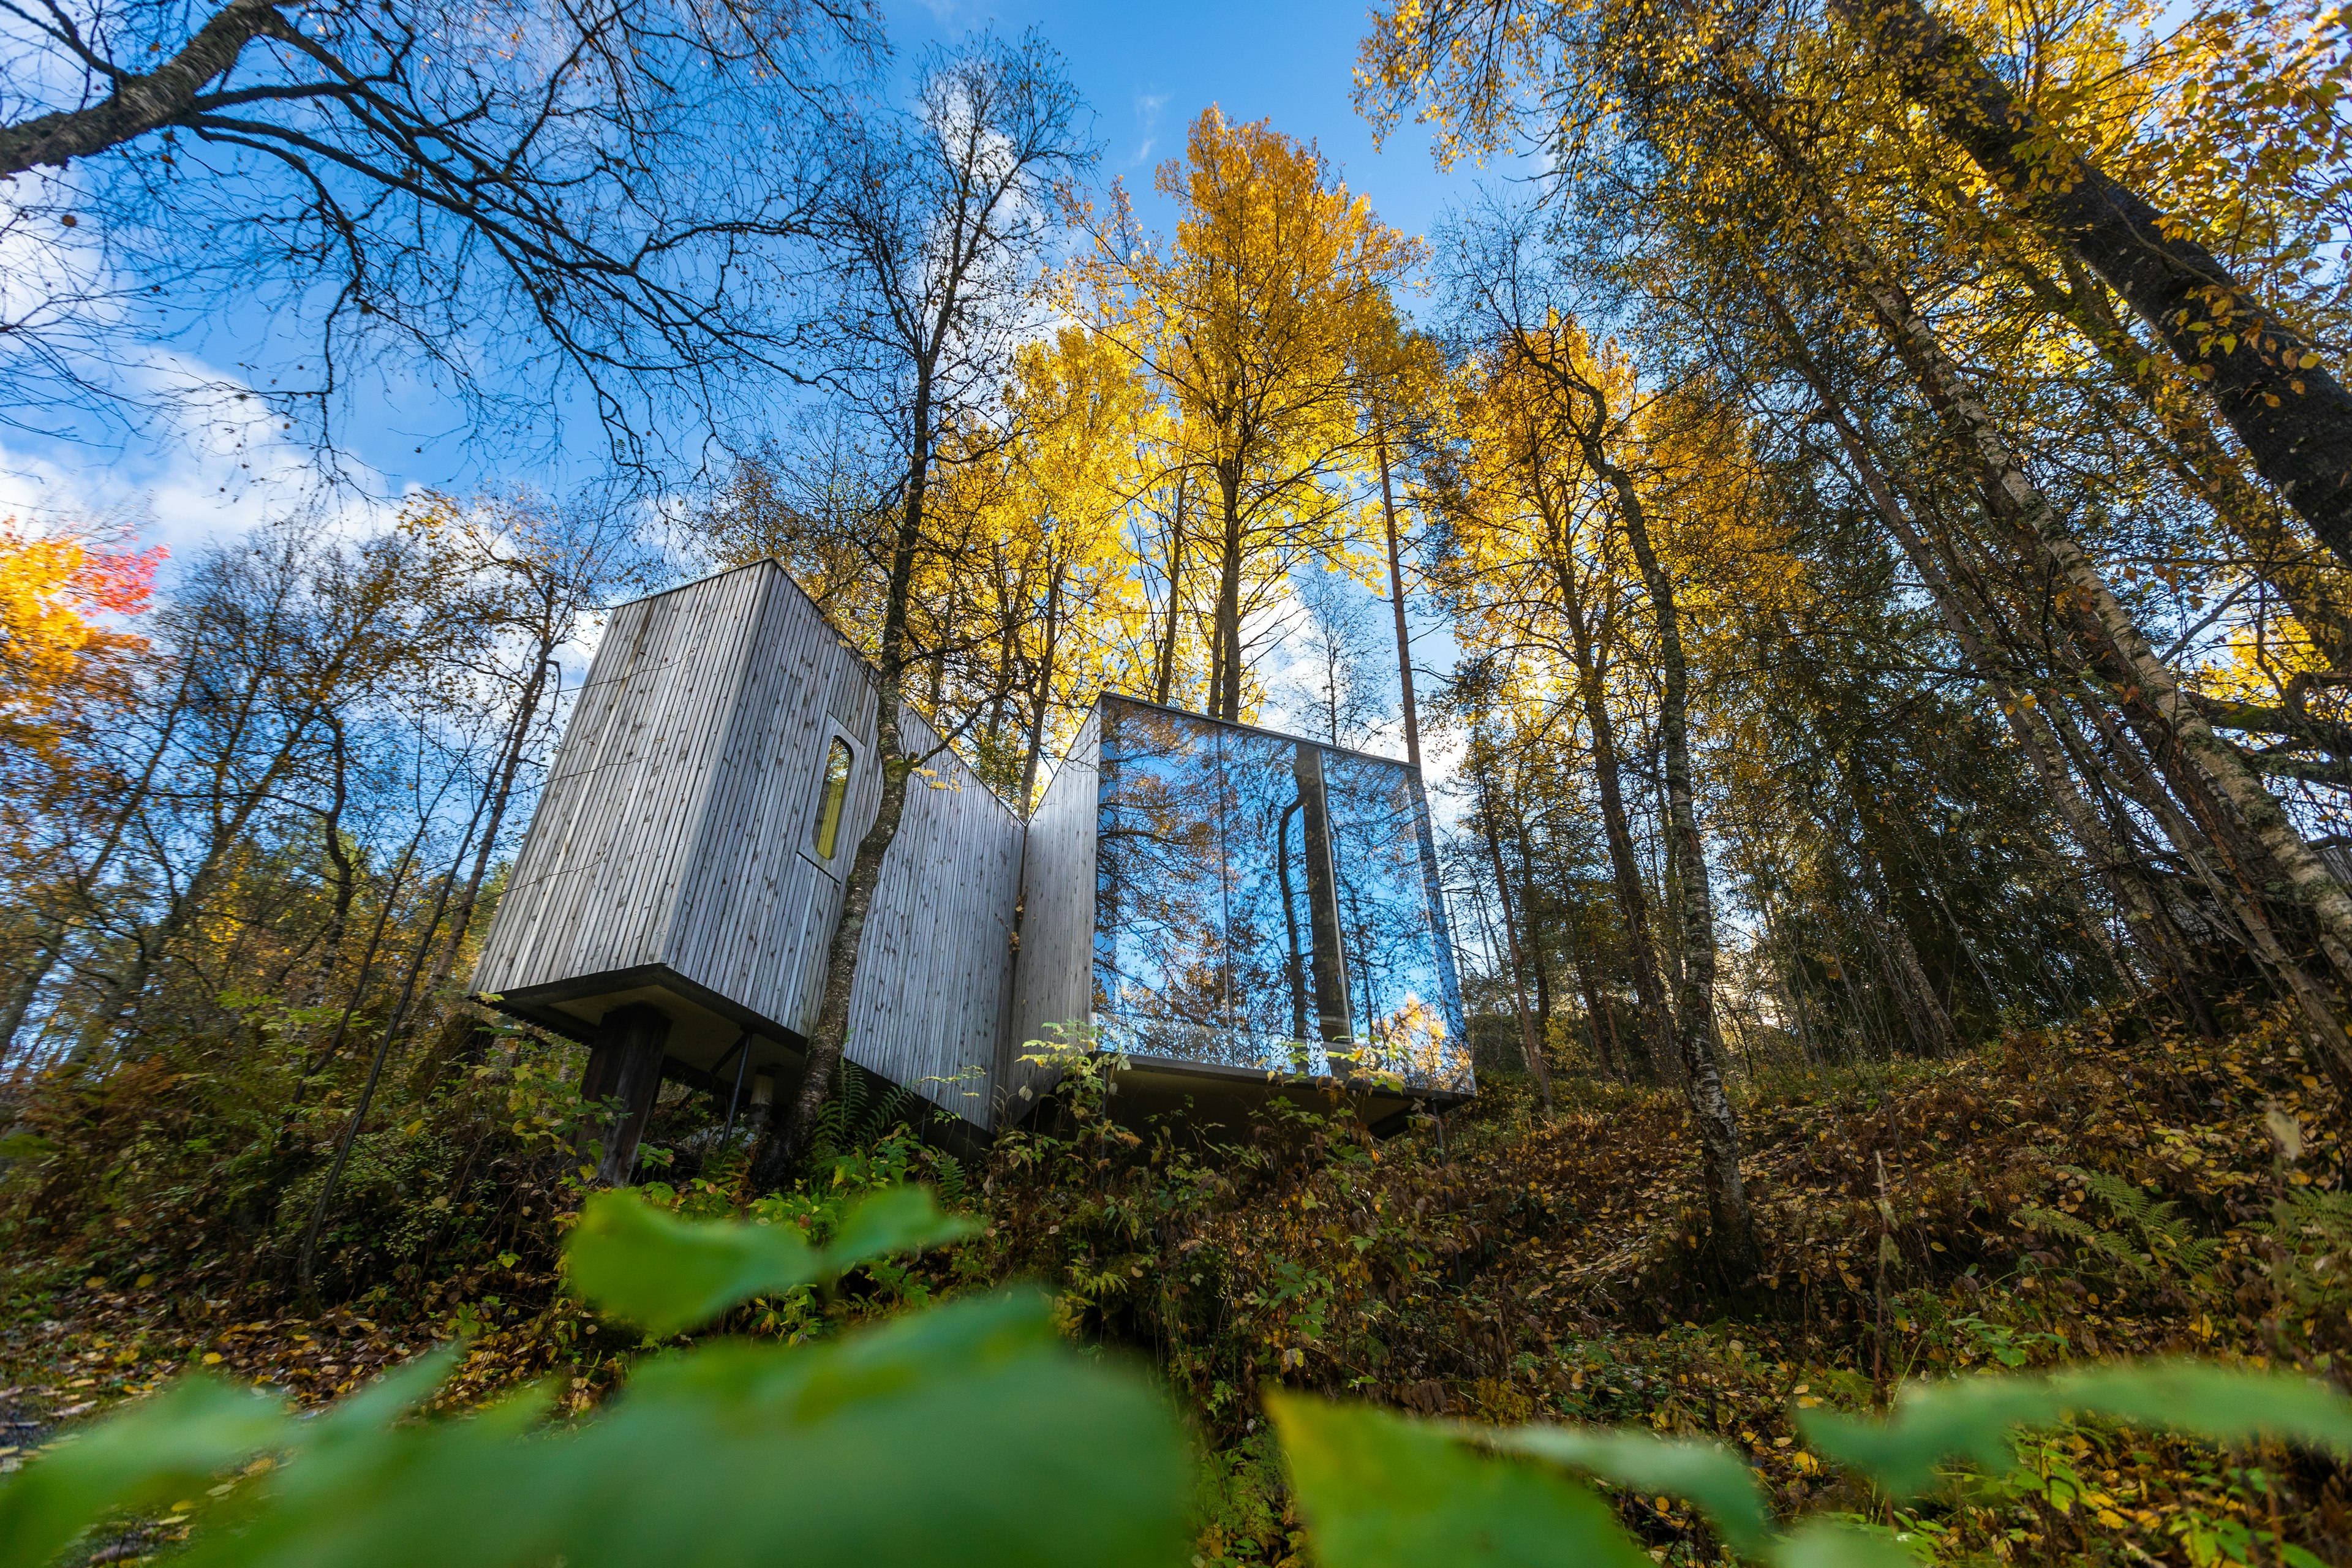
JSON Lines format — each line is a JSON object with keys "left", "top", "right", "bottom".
{"left": 1, "top": 1006, "right": 2345, "bottom": 1565}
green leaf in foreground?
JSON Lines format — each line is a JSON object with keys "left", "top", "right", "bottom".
{"left": 1803, "top": 1361, "right": 2352, "bottom": 1498}
{"left": 1270, "top": 1393, "right": 1651, "bottom": 1568}
{"left": 565, "top": 1185, "right": 975, "bottom": 1336}
{"left": 820, "top": 1184, "right": 979, "bottom": 1275}
{"left": 564, "top": 1190, "right": 820, "bottom": 1335}
{"left": 1768, "top": 1518, "right": 1921, "bottom": 1568}
{"left": 1478, "top": 1423, "right": 1774, "bottom": 1555}
{"left": 0, "top": 1377, "right": 290, "bottom": 1568}
{"left": 174, "top": 1290, "right": 1189, "bottom": 1568}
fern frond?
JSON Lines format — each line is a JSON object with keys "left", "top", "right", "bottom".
{"left": 928, "top": 1148, "right": 969, "bottom": 1207}
{"left": 856, "top": 1081, "right": 914, "bottom": 1147}
{"left": 2019, "top": 1206, "right": 2100, "bottom": 1245}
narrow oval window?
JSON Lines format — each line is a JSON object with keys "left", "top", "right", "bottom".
{"left": 812, "top": 737, "right": 853, "bottom": 860}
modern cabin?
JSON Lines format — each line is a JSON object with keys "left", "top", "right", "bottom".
{"left": 1010, "top": 695, "right": 1472, "bottom": 1129}
{"left": 470, "top": 562, "right": 1471, "bottom": 1174}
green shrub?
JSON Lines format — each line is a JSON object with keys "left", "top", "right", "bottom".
{"left": 4, "top": 1188, "right": 2348, "bottom": 1568}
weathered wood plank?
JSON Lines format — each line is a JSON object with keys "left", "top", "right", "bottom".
{"left": 479, "top": 560, "right": 1028, "bottom": 1131}
{"left": 841, "top": 699, "right": 1024, "bottom": 1126}
{"left": 476, "top": 570, "right": 761, "bottom": 996}
{"left": 1002, "top": 706, "right": 1100, "bottom": 1119}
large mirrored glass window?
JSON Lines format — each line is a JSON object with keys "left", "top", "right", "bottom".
{"left": 1093, "top": 704, "right": 1227, "bottom": 1061}
{"left": 1222, "top": 728, "right": 1348, "bottom": 1076}
{"left": 1324, "top": 753, "right": 1469, "bottom": 1092}
{"left": 1092, "top": 696, "right": 1471, "bottom": 1095}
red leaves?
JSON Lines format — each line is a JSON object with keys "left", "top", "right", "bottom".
{"left": 68, "top": 545, "right": 166, "bottom": 617}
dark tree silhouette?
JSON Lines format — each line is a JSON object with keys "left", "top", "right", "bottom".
{"left": 0, "top": 0, "right": 880, "bottom": 466}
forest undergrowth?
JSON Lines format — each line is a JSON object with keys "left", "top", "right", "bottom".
{"left": 0, "top": 998, "right": 2345, "bottom": 1567}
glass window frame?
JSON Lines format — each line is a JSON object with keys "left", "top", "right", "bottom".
{"left": 1090, "top": 695, "right": 1471, "bottom": 1094}
{"left": 811, "top": 733, "right": 855, "bottom": 863}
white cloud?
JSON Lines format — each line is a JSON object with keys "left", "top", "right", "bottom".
{"left": 0, "top": 348, "right": 406, "bottom": 572}
{"left": 1132, "top": 91, "right": 1170, "bottom": 165}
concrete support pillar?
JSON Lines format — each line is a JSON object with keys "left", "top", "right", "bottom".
{"left": 582, "top": 1003, "right": 670, "bottom": 1185}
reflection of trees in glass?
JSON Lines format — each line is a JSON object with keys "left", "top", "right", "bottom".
{"left": 1325, "top": 754, "right": 1467, "bottom": 1090}
{"left": 1095, "top": 706, "right": 1226, "bottom": 1048}
{"left": 1220, "top": 733, "right": 1355, "bottom": 1075}
{"left": 1278, "top": 796, "right": 1308, "bottom": 1046}
{"left": 1223, "top": 729, "right": 1311, "bottom": 1069}
{"left": 1091, "top": 696, "right": 1470, "bottom": 1092}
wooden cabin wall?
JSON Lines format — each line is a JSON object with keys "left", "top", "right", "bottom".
{"left": 477, "top": 560, "right": 1027, "bottom": 1131}
{"left": 1002, "top": 706, "right": 1101, "bottom": 1120}
{"left": 473, "top": 568, "right": 767, "bottom": 1000}
{"left": 845, "top": 703, "right": 1026, "bottom": 1130}
{"left": 665, "top": 565, "right": 876, "bottom": 1046}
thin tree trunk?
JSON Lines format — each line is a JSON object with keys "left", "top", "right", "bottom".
{"left": 1824, "top": 0, "right": 2352, "bottom": 562}
{"left": 1538, "top": 492, "right": 1676, "bottom": 1084}
{"left": 1155, "top": 476, "right": 1188, "bottom": 706}
{"left": 1562, "top": 911, "right": 1626, "bottom": 1081}
{"left": 985, "top": 546, "right": 1015, "bottom": 758}
{"left": 295, "top": 788, "right": 489, "bottom": 1297}
{"left": 1852, "top": 835, "right": 1960, "bottom": 1057}
{"left": 1512, "top": 815, "right": 1556, "bottom": 1027}
{"left": 1478, "top": 787, "right": 1553, "bottom": 1109}
{"left": 755, "top": 364, "right": 937, "bottom": 1188}
{"left": 295, "top": 830, "right": 429, "bottom": 1090}
{"left": 2040, "top": 698, "right": 2222, "bottom": 1033}
{"left": 1214, "top": 465, "right": 1245, "bottom": 720}
{"left": 72, "top": 705, "right": 298, "bottom": 1060}
{"left": 0, "top": 655, "right": 200, "bottom": 1063}
{"left": 301, "top": 718, "right": 361, "bottom": 1010}
{"left": 425, "top": 646, "right": 555, "bottom": 1000}
{"left": 1379, "top": 433, "right": 1424, "bottom": 771}
{"left": 1526, "top": 352, "right": 1757, "bottom": 1275}
{"left": 1758, "top": 887, "right": 1826, "bottom": 1066}
{"left": 254, "top": 804, "right": 437, "bottom": 1251}
{"left": 71, "top": 793, "right": 271, "bottom": 1064}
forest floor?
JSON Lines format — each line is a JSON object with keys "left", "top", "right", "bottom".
{"left": 0, "top": 1001, "right": 2346, "bottom": 1567}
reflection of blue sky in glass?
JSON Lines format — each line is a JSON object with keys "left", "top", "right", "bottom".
{"left": 1324, "top": 754, "right": 1467, "bottom": 1087}
{"left": 1092, "top": 696, "right": 1471, "bottom": 1095}
{"left": 1093, "top": 704, "right": 1226, "bottom": 1053}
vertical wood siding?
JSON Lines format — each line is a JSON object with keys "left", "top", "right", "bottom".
{"left": 843, "top": 704, "right": 1025, "bottom": 1129}
{"left": 473, "top": 570, "right": 764, "bottom": 995}
{"left": 666, "top": 567, "right": 846, "bottom": 1036}
{"left": 1002, "top": 706, "right": 1101, "bottom": 1119}
{"left": 475, "top": 561, "right": 1027, "bottom": 1131}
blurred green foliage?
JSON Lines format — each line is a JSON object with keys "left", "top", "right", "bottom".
{"left": 6, "top": 1185, "right": 2348, "bottom": 1568}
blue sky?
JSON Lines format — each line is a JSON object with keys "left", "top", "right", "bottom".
{"left": 884, "top": 0, "right": 1466, "bottom": 241}
{"left": 0, "top": 0, "right": 1484, "bottom": 773}
{"left": 1, "top": 0, "right": 1484, "bottom": 551}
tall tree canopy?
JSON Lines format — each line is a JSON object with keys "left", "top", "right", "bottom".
{"left": 1075, "top": 107, "right": 1423, "bottom": 720}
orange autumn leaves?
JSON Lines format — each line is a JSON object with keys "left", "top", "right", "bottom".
{"left": 0, "top": 520, "right": 164, "bottom": 834}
